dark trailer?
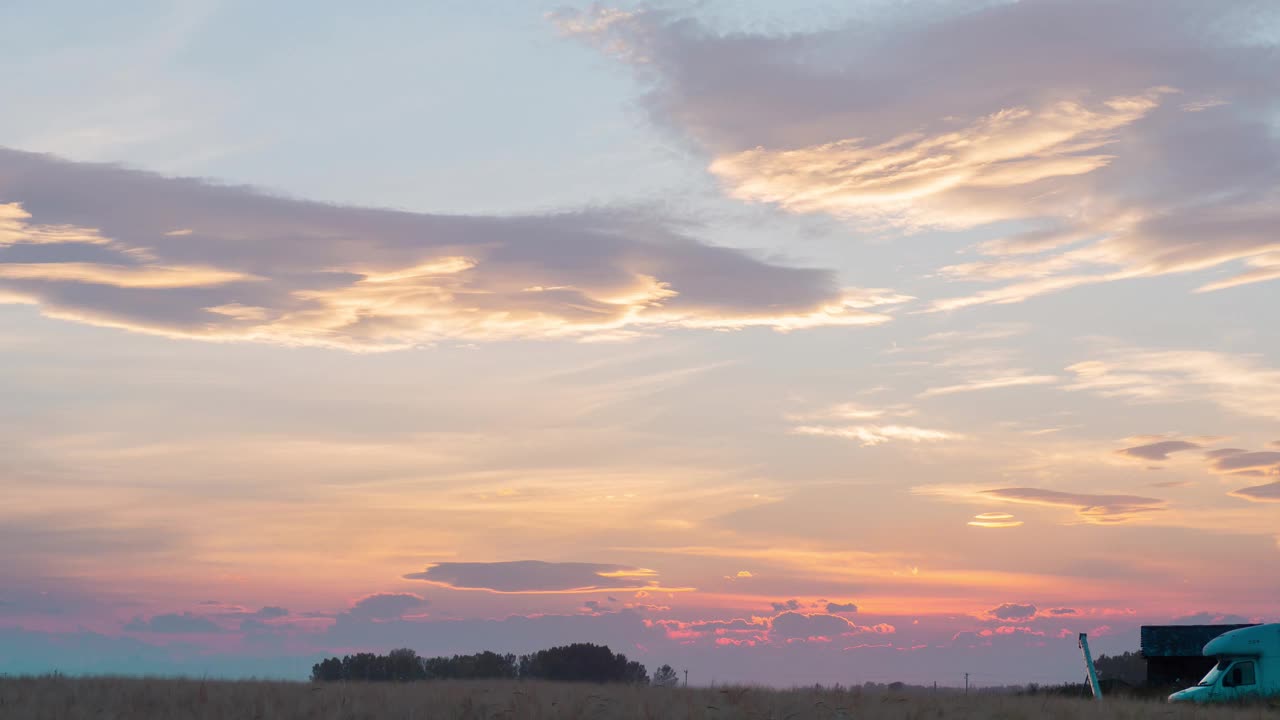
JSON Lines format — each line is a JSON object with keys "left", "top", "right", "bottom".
{"left": 1141, "top": 624, "right": 1258, "bottom": 687}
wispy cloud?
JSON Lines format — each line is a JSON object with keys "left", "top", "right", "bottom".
{"left": 919, "top": 373, "right": 1058, "bottom": 398}
{"left": 563, "top": 2, "right": 1280, "bottom": 308}
{"left": 790, "top": 424, "right": 958, "bottom": 446}
{"left": 919, "top": 485, "right": 1167, "bottom": 524}
{"left": 404, "top": 560, "right": 687, "bottom": 594}
{"left": 968, "top": 512, "right": 1023, "bottom": 529}
{"left": 0, "top": 149, "right": 903, "bottom": 349}
{"left": 1116, "top": 440, "right": 1201, "bottom": 461}
{"left": 1066, "top": 347, "right": 1280, "bottom": 421}
{"left": 982, "top": 488, "right": 1166, "bottom": 524}
{"left": 708, "top": 91, "right": 1167, "bottom": 230}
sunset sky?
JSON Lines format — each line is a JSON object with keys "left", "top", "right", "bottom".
{"left": 2, "top": 0, "right": 1278, "bottom": 687}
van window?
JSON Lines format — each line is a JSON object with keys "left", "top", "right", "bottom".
{"left": 1236, "top": 661, "right": 1256, "bottom": 686}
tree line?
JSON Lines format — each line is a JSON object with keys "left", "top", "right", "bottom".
{"left": 311, "top": 643, "right": 680, "bottom": 686}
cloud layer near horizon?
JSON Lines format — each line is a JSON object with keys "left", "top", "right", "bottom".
{"left": 560, "top": 0, "right": 1280, "bottom": 307}
{"left": 0, "top": 148, "right": 904, "bottom": 349}
{"left": 405, "top": 561, "right": 669, "bottom": 593}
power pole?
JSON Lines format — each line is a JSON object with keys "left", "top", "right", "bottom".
{"left": 683, "top": 669, "right": 689, "bottom": 688}
{"left": 964, "top": 673, "right": 969, "bottom": 694}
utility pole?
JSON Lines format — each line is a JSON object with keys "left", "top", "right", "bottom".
{"left": 683, "top": 669, "right": 689, "bottom": 688}
{"left": 964, "top": 673, "right": 969, "bottom": 694}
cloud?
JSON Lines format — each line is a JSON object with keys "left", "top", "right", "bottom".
{"left": 1209, "top": 451, "right": 1280, "bottom": 475}
{"left": 1047, "top": 608, "right": 1079, "bottom": 616}
{"left": 789, "top": 424, "right": 959, "bottom": 446}
{"left": 769, "top": 612, "right": 893, "bottom": 642}
{"left": 123, "top": 612, "right": 223, "bottom": 634}
{"left": 0, "top": 149, "right": 903, "bottom": 349}
{"left": 1117, "top": 440, "right": 1201, "bottom": 461}
{"left": 967, "top": 512, "right": 1023, "bottom": 529}
{"left": 1230, "top": 481, "right": 1280, "bottom": 503}
{"left": 707, "top": 91, "right": 1166, "bottom": 229}
{"left": 1066, "top": 348, "right": 1280, "bottom": 421}
{"left": 562, "top": 2, "right": 1280, "bottom": 307}
{"left": 918, "top": 373, "right": 1058, "bottom": 398}
{"left": 770, "top": 599, "right": 800, "bottom": 613}
{"left": 982, "top": 487, "right": 1165, "bottom": 523}
{"left": 339, "top": 593, "right": 428, "bottom": 622}
{"left": 989, "top": 603, "right": 1037, "bottom": 621}
{"left": 825, "top": 602, "right": 858, "bottom": 614}
{"left": 404, "top": 560, "right": 676, "bottom": 594}
{"left": 769, "top": 612, "right": 855, "bottom": 641}
{"left": 253, "top": 606, "right": 289, "bottom": 620}
{"left": 1172, "top": 611, "right": 1253, "bottom": 625}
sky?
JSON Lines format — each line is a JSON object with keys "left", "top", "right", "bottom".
{"left": 1, "top": 0, "right": 1279, "bottom": 687}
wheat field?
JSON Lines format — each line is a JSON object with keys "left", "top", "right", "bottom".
{"left": 3, "top": 677, "right": 1279, "bottom": 720}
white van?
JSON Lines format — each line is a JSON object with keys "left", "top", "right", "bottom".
{"left": 1168, "top": 623, "right": 1280, "bottom": 702}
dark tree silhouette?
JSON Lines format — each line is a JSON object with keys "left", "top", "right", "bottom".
{"left": 312, "top": 644, "right": 642, "bottom": 684}
{"left": 652, "top": 664, "right": 679, "bottom": 687}
{"left": 423, "top": 651, "right": 518, "bottom": 680}
{"left": 1095, "top": 651, "right": 1147, "bottom": 686}
{"left": 519, "top": 643, "right": 649, "bottom": 684}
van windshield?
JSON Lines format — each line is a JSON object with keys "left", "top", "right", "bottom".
{"left": 1197, "top": 658, "right": 1231, "bottom": 686}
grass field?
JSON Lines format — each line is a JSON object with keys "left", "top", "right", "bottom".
{"left": 3, "top": 676, "right": 1278, "bottom": 719}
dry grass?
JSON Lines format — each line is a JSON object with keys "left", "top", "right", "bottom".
{"left": 1, "top": 676, "right": 1277, "bottom": 720}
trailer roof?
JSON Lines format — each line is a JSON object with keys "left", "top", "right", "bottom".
{"left": 1140, "top": 625, "right": 1258, "bottom": 657}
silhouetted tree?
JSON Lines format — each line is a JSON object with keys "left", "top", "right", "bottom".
{"left": 423, "top": 651, "right": 518, "bottom": 679}
{"left": 519, "top": 643, "right": 649, "bottom": 684}
{"left": 311, "top": 657, "right": 343, "bottom": 682}
{"left": 1095, "top": 651, "right": 1146, "bottom": 686}
{"left": 652, "top": 664, "right": 679, "bottom": 687}
{"left": 312, "top": 643, "right": 644, "bottom": 684}
{"left": 387, "top": 648, "right": 427, "bottom": 681}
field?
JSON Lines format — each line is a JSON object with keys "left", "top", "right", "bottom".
{"left": 4, "top": 677, "right": 1280, "bottom": 720}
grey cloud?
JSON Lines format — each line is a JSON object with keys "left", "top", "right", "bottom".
{"left": 1117, "top": 440, "right": 1200, "bottom": 461}
{"left": 770, "top": 599, "right": 801, "bottom": 613}
{"left": 1209, "top": 451, "right": 1280, "bottom": 474}
{"left": 405, "top": 560, "right": 663, "bottom": 593}
{"left": 1172, "top": 611, "right": 1253, "bottom": 625}
{"left": 1047, "top": 608, "right": 1078, "bottom": 616}
{"left": 341, "top": 593, "right": 427, "bottom": 621}
{"left": 0, "top": 148, "right": 898, "bottom": 349}
{"left": 769, "top": 612, "right": 857, "bottom": 641}
{"left": 1230, "top": 481, "right": 1280, "bottom": 503}
{"left": 983, "top": 487, "right": 1165, "bottom": 523}
{"left": 124, "top": 612, "right": 223, "bottom": 634}
{"left": 563, "top": 2, "right": 1280, "bottom": 306}
{"left": 1205, "top": 448, "right": 1247, "bottom": 459}
{"left": 253, "top": 606, "right": 289, "bottom": 619}
{"left": 825, "top": 602, "right": 858, "bottom": 614}
{"left": 989, "top": 603, "right": 1037, "bottom": 620}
